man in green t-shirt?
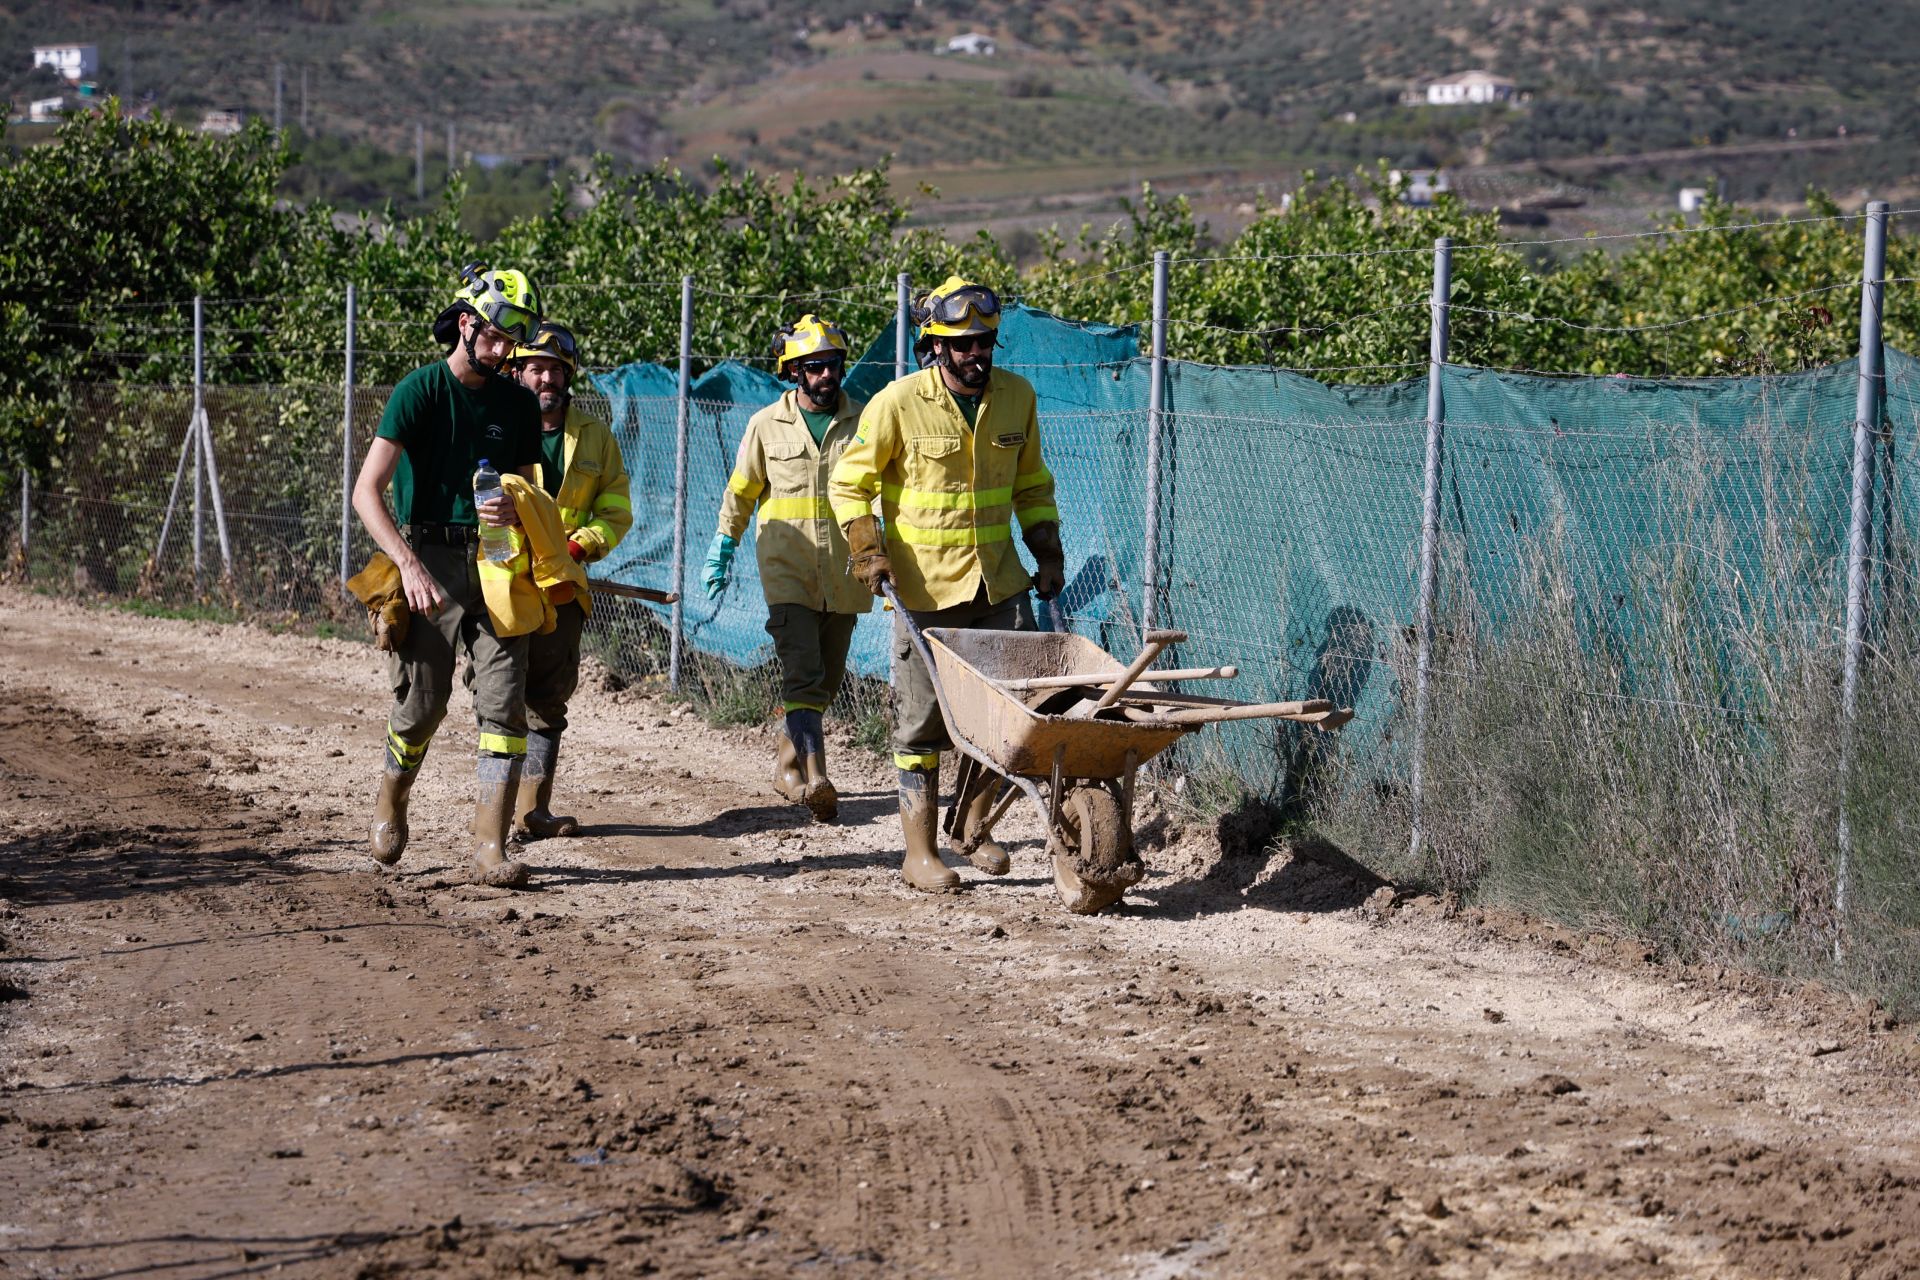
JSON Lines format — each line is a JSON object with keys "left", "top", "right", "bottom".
{"left": 349, "top": 263, "right": 545, "bottom": 888}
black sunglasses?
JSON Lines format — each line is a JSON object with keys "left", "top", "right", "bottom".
{"left": 796, "top": 356, "right": 845, "bottom": 374}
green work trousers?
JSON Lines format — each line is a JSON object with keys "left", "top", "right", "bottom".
{"left": 386, "top": 539, "right": 529, "bottom": 764}
{"left": 891, "top": 585, "right": 1033, "bottom": 765}
{"left": 766, "top": 603, "right": 859, "bottom": 713}
{"left": 522, "top": 599, "right": 586, "bottom": 735}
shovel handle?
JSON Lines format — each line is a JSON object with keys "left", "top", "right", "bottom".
{"left": 1092, "top": 629, "right": 1187, "bottom": 713}
{"left": 587, "top": 578, "right": 680, "bottom": 605}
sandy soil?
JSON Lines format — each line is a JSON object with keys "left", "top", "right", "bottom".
{"left": 2, "top": 586, "right": 1917, "bottom": 1279}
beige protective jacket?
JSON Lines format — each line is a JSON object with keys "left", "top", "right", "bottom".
{"left": 533, "top": 405, "right": 633, "bottom": 566}
{"left": 829, "top": 366, "right": 1059, "bottom": 612}
{"left": 717, "top": 390, "right": 872, "bottom": 615}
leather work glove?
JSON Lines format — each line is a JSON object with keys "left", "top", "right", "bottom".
{"left": 703, "top": 531, "right": 738, "bottom": 601}
{"left": 345, "top": 551, "right": 410, "bottom": 652}
{"left": 1023, "top": 521, "right": 1066, "bottom": 601}
{"left": 844, "top": 514, "right": 891, "bottom": 597}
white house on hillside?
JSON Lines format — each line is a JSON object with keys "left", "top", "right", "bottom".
{"left": 33, "top": 43, "right": 98, "bottom": 83}
{"left": 945, "top": 32, "right": 996, "bottom": 56}
{"left": 1424, "top": 70, "right": 1516, "bottom": 106}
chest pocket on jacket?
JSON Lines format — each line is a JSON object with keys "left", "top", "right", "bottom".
{"left": 979, "top": 430, "right": 1023, "bottom": 487}
{"left": 555, "top": 468, "right": 596, "bottom": 512}
{"left": 764, "top": 440, "right": 814, "bottom": 491}
{"left": 906, "top": 433, "right": 963, "bottom": 491}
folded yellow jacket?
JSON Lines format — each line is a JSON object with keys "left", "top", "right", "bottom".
{"left": 479, "top": 474, "right": 593, "bottom": 638}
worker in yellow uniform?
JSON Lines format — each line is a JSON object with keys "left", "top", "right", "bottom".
{"left": 508, "top": 320, "right": 632, "bottom": 839}
{"left": 829, "top": 278, "right": 1065, "bottom": 892}
{"left": 705, "top": 315, "right": 868, "bottom": 821}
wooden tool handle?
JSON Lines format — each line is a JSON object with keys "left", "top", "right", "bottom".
{"left": 1002, "top": 665, "right": 1237, "bottom": 692}
{"left": 587, "top": 578, "right": 680, "bottom": 605}
{"left": 1092, "top": 632, "right": 1179, "bottom": 713}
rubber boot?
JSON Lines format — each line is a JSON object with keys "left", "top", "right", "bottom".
{"left": 369, "top": 763, "right": 417, "bottom": 866}
{"left": 899, "top": 766, "right": 961, "bottom": 893}
{"left": 950, "top": 762, "right": 1010, "bottom": 876}
{"left": 772, "top": 733, "right": 808, "bottom": 804}
{"left": 514, "top": 730, "right": 580, "bottom": 839}
{"left": 471, "top": 755, "right": 531, "bottom": 888}
{"left": 786, "top": 709, "right": 838, "bottom": 823}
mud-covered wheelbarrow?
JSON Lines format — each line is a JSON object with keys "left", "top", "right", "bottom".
{"left": 883, "top": 582, "right": 1354, "bottom": 914}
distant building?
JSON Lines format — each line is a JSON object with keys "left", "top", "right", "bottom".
{"left": 1389, "top": 168, "right": 1450, "bottom": 206}
{"left": 1423, "top": 70, "right": 1516, "bottom": 106}
{"left": 29, "top": 95, "right": 70, "bottom": 122}
{"left": 945, "top": 32, "right": 996, "bottom": 56}
{"left": 33, "top": 43, "right": 98, "bottom": 83}
{"left": 200, "top": 108, "right": 245, "bottom": 136}
{"left": 1677, "top": 187, "right": 1708, "bottom": 214}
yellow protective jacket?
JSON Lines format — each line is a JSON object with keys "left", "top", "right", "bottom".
{"left": 478, "top": 474, "right": 591, "bottom": 637}
{"left": 829, "top": 366, "right": 1059, "bottom": 612}
{"left": 718, "top": 390, "right": 872, "bottom": 616}
{"left": 532, "top": 405, "right": 633, "bottom": 566}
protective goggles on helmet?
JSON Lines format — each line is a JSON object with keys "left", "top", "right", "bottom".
{"left": 515, "top": 321, "right": 579, "bottom": 371}
{"left": 924, "top": 283, "right": 1001, "bottom": 327}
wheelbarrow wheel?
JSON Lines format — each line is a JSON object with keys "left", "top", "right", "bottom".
{"left": 1051, "top": 783, "right": 1143, "bottom": 915}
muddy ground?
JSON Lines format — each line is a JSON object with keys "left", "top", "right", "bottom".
{"left": 2, "top": 586, "right": 1918, "bottom": 1279}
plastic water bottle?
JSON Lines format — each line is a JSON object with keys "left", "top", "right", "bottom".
{"left": 472, "top": 458, "right": 515, "bottom": 563}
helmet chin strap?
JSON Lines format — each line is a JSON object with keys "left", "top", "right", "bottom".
{"left": 461, "top": 317, "right": 514, "bottom": 382}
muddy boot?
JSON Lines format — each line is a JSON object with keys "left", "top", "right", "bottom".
{"left": 786, "top": 709, "right": 837, "bottom": 823}
{"left": 899, "top": 765, "right": 961, "bottom": 893}
{"left": 514, "top": 730, "right": 580, "bottom": 840}
{"left": 471, "top": 755, "right": 531, "bottom": 889}
{"left": 369, "top": 764, "right": 417, "bottom": 866}
{"left": 949, "top": 760, "right": 1010, "bottom": 876}
{"left": 772, "top": 733, "right": 808, "bottom": 804}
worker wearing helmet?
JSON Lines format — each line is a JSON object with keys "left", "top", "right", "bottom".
{"left": 829, "top": 277, "right": 1065, "bottom": 892}
{"left": 706, "top": 314, "right": 869, "bottom": 821}
{"left": 350, "top": 262, "right": 546, "bottom": 888}
{"left": 508, "top": 320, "right": 632, "bottom": 840}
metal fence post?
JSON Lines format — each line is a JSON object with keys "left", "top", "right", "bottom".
{"left": 1142, "top": 250, "right": 1169, "bottom": 632}
{"left": 193, "top": 295, "right": 205, "bottom": 591}
{"left": 1408, "top": 236, "right": 1452, "bottom": 865}
{"left": 669, "top": 275, "right": 693, "bottom": 691}
{"left": 341, "top": 284, "right": 356, "bottom": 585}
{"left": 198, "top": 383, "right": 233, "bottom": 578}
{"left": 17, "top": 467, "right": 26, "bottom": 576}
{"left": 1836, "top": 199, "right": 1889, "bottom": 950}
{"left": 896, "top": 272, "right": 911, "bottom": 381}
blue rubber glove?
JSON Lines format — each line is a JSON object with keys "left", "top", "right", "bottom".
{"left": 703, "top": 532, "right": 738, "bottom": 600}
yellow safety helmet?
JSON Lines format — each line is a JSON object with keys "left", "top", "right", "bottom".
{"left": 915, "top": 275, "right": 1002, "bottom": 339}
{"left": 431, "top": 261, "right": 543, "bottom": 348}
{"left": 771, "top": 313, "right": 850, "bottom": 379}
{"left": 513, "top": 320, "right": 580, "bottom": 374}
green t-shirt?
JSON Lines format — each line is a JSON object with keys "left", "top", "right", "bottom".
{"left": 947, "top": 387, "right": 982, "bottom": 427}
{"left": 799, "top": 406, "right": 836, "bottom": 445}
{"left": 539, "top": 425, "right": 566, "bottom": 499}
{"left": 376, "top": 362, "right": 541, "bottom": 525}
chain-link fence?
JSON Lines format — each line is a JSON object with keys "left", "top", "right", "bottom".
{"left": 16, "top": 220, "right": 1920, "bottom": 1007}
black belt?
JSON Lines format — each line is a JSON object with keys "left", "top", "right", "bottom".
{"left": 405, "top": 523, "right": 481, "bottom": 547}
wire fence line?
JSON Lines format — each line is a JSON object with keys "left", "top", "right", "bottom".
{"left": 8, "top": 224, "right": 1920, "bottom": 996}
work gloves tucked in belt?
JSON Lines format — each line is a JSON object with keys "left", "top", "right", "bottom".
{"left": 345, "top": 551, "right": 410, "bottom": 651}
{"left": 844, "top": 515, "right": 891, "bottom": 596}
{"left": 703, "top": 532, "right": 738, "bottom": 601}
{"left": 1024, "top": 521, "right": 1066, "bottom": 600}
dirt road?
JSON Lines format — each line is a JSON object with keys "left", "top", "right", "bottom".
{"left": 2, "top": 587, "right": 1917, "bottom": 1278}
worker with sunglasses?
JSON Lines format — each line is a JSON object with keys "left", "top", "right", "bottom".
{"left": 829, "top": 277, "right": 1066, "bottom": 893}
{"left": 707, "top": 315, "right": 870, "bottom": 822}
{"left": 508, "top": 319, "right": 632, "bottom": 841}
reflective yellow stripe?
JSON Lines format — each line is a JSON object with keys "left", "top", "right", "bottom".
{"left": 593, "top": 492, "right": 631, "bottom": 512}
{"left": 729, "top": 471, "right": 764, "bottom": 499}
{"left": 1015, "top": 468, "right": 1052, "bottom": 489}
{"left": 831, "top": 500, "right": 874, "bottom": 525}
{"left": 478, "top": 732, "right": 526, "bottom": 756}
{"left": 784, "top": 700, "right": 827, "bottom": 713}
{"left": 387, "top": 727, "right": 430, "bottom": 768}
{"left": 758, "top": 496, "right": 834, "bottom": 522}
{"left": 890, "top": 518, "right": 1013, "bottom": 547}
{"left": 476, "top": 556, "right": 521, "bottom": 579}
{"left": 882, "top": 481, "right": 1013, "bottom": 510}
{"left": 894, "top": 751, "right": 940, "bottom": 771}
{"left": 1017, "top": 505, "right": 1061, "bottom": 526}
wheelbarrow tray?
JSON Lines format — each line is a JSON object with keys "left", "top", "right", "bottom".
{"left": 923, "top": 627, "right": 1193, "bottom": 779}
